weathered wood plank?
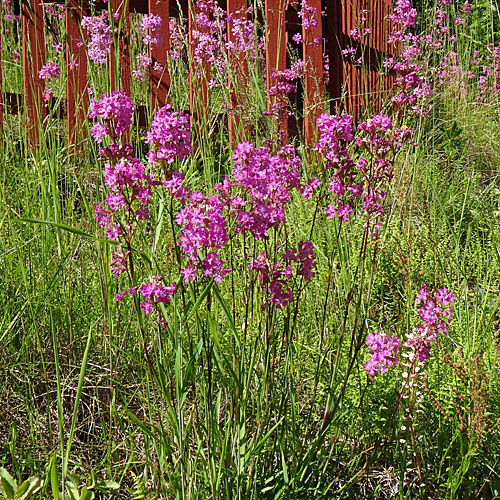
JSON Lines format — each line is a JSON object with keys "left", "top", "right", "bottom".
{"left": 302, "top": 0, "right": 324, "bottom": 145}
{"left": 66, "top": 0, "right": 88, "bottom": 145}
{"left": 265, "top": 0, "right": 287, "bottom": 136}
{"left": 110, "top": 0, "right": 131, "bottom": 96}
{"left": 227, "top": 0, "right": 248, "bottom": 144}
{"left": 149, "top": 0, "right": 170, "bottom": 110}
{"left": 22, "top": 0, "right": 46, "bottom": 144}
{"left": 188, "top": 0, "right": 210, "bottom": 130}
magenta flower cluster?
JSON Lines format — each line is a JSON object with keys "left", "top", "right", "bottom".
{"left": 145, "top": 104, "right": 192, "bottom": 168}
{"left": 39, "top": 62, "right": 60, "bottom": 103}
{"left": 169, "top": 18, "right": 188, "bottom": 61}
{"left": 315, "top": 114, "right": 355, "bottom": 223}
{"left": 364, "top": 286, "right": 454, "bottom": 376}
{"left": 229, "top": 142, "right": 302, "bottom": 240}
{"left": 90, "top": 95, "right": 199, "bottom": 316}
{"left": 169, "top": 138, "right": 317, "bottom": 306}
{"left": 89, "top": 91, "right": 134, "bottom": 143}
{"left": 384, "top": 0, "right": 481, "bottom": 116}
{"left": 141, "top": 14, "right": 162, "bottom": 46}
{"left": 185, "top": 0, "right": 263, "bottom": 83}
{"left": 95, "top": 152, "right": 152, "bottom": 238}
{"left": 298, "top": 0, "right": 318, "bottom": 30}
{"left": 43, "top": 2, "right": 64, "bottom": 20}
{"left": 176, "top": 192, "right": 231, "bottom": 284}
{"left": 81, "top": 12, "right": 113, "bottom": 65}
{"left": 315, "top": 112, "right": 411, "bottom": 237}
{"left": 39, "top": 62, "right": 60, "bottom": 81}
{"left": 138, "top": 279, "right": 177, "bottom": 314}
{"left": 266, "top": 62, "right": 305, "bottom": 123}
{"left": 249, "top": 240, "right": 317, "bottom": 309}
{"left": 190, "top": 0, "right": 227, "bottom": 75}
{"left": 364, "top": 332, "right": 401, "bottom": 376}
{"left": 405, "top": 285, "right": 454, "bottom": 362}
{"left": 3, "top": 0, "right": 19, "bottom": 24}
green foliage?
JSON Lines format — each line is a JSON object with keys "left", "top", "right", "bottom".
{"left": 0, "top": 468, "right": 43, "bottom": 500}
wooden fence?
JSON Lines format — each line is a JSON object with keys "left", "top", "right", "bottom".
{"left": 0, "top": 0, "right": 395, "bottom": 145}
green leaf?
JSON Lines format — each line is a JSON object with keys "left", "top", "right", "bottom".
{"left": 12, "top": 218, "right": 115, "bottom": 245}
{"left": 64, "top": 330, "right": 92, "bottom": 477}
{"left": 213, "top": 283, "right": 240, "bottom": 348}
{"left": 0, "top": 468, "right": 17, "bottom": 500}
{"left": 94, "top": 480, "right": 119, "bottom": 492}
{"left": 65, "top": 481, "right": 80, "bottom": 500}
{"left": 49, "top": 455, "right": 59, "bottom": 500}
{"left": 15, "top": 477, "right": 43, "bottom": 500}
{"left": 79, "top": 486, "right": 94, "bottom": 500}
{"left": 186, "top": 280, "right": 214, "bottom": 319}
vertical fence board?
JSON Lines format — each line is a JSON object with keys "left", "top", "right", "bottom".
{"left": 348, "top": 0, "right": 357, "bottom": 118}
{"left": 110, "top": 0, "right": 131, "bottom": 95}
{"left": 326, "top": 0, "right": 342, "bottom": 113}
{"left": 22, "top": 0, "right": 46, "bottom": 144}
{"left": 188, "top": 0, "right": 210, "bottom": 129}
{"left": 265, "top": 0, "right": 287, "bottom": 135}
{"left": 302, "top": 0, "right": 323, "bottom": 145}
{"left": 149, "top": 0, "right": 170, "bottom": 110}
{"left": 227, "top": 0, "right": 248, "bottom": 144}
{"left": 372, "top": 0, "right": 377, "bottom": 110}
{"left": 66, "top": 0, "right": 88, "bottom": 145}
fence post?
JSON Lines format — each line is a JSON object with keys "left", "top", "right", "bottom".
{"left": 188, "top": 0, "right": 210, "bottom": 132}
{"left": 110, "top": 0, "right": 131, "bottom": 96}
{"left": 346, "top": 0, "right": 360, "bottom": 119}
{"left": 325, "top": 0, "right": 343, "bottom": 115}
{"left": 227, "top": 0, "right": 248, "bottom": 145}
{"left": 302, "top": 0, "right": 323, "bottom": 146}
{"left": 265, "top": 0, "right": 287, "bottom": 137}
{"left": 22, "top": 0, "right": 46, "bottom": 145}
{"left": 66, "top": 0, "right": 88, "bottom": 145}
{"left": 149, "top": 0, "right": 170, "bottom": 110}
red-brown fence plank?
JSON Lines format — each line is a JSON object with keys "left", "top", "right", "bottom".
{"left": 109, "top": 0, "right": 131, "bottom": 95}
{"left": 348, "top": 0, "right": 359, "bottom": 118}
{"left": 227, "top": 0, "right": 248, "bottom": 144}
{"left": 325, "top": 0, "right": 343, "bottom": 113}
{"left": 66, "top": 0, "right": 88, "bottom": 145}
{"left": 302, "top": 0, "right": 323, "bottom": 145}
{"left": 265, "top": 0, "right": 287, "bottom": 135}
{"left": 371, "top": 0, "right": 377, "bottom": 110}
{"left": 149, "top": 0, "right": 170, "bottom": 110}
{"left": 188, "top": 0, "right": 210, "bottom": 129}
{"left": 22, "top": 0, "right": 46, "bottom": 144}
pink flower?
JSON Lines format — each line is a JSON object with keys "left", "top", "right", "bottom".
{"left": 364, "top": 332, "right": 400, "bottom": 376}
{"left": 146, "top": 104, "right": 192, "bottom": 167}
{"left": 39, "top": 62, "right": 60, "bottom": 80}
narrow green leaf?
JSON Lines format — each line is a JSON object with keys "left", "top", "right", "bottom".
{"left": 124, "top": 409, "right": 155, "bottom": 438}
{"left": 213, "top": 283, "right": 240, "bottom": 348}
{"left": 79, "top": 486, "right": 94, "bottom": 500}
{"left": 12, "top": 218, "right": 115, "bottom": 245}
{"left": 49, "top": 455, "right": 59, "bottom": 500}
{"left": 187, "top": 280, "right": 214, "bottom": 319}
{"left": 64, "top": 330, "right": 92, "bottom": 477}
